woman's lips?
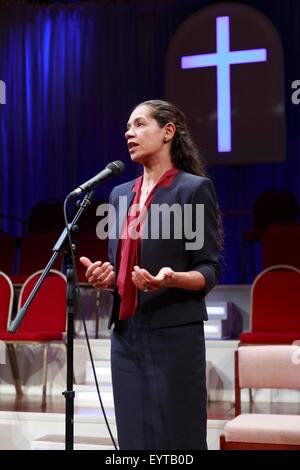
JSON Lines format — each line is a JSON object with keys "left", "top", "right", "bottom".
{"left": 128, "top": 142, "right": 139, "bottom": 152}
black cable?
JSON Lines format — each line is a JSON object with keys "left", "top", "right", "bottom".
{"left": 63, "top": 195, "right": 118, "bottom": 451}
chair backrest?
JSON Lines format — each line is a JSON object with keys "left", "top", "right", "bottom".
{"left": 250, "top": 265, "right": 300, "bottom": 332}
{"left": 253, "top": 190, "right": 299, "bottom": 231}
{"left": 0, "top": 232, "right": 16, "bottom": 275}
{"left": 235, "top": 345, "right": 300, "bottom": 415}
{"left": 28, "top": 199, "right": 65, "bottom": 233}
{"left": 0, "top": 271, "right": 14, "bottom": 331}
{"left": 17, "top": 232, "right": 62, "bottom": 276}
{"left": 13, "top": 270, "right": 67, "bottom": 332}
{"left": 238, "top": 345, "right": 300, "bottom": 389}
{"left": 262, "top": 221, "right": 300, "bottom": 270}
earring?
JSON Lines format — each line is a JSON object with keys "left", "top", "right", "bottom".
{"left": 163, "top": 137, "right": 167, "bottom": 143}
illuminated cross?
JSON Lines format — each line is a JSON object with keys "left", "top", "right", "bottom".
{"left": 181, "top": 16, "right": 267, "bottom": 152}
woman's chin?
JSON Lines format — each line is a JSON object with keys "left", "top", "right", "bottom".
{"left": 130, "top": 153, "right": 144, "bottom": 164}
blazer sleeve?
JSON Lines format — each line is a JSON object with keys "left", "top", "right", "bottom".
{"left": 188, "top": 177, "right": 222, "bottom": 296}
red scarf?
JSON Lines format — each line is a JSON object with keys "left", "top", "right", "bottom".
{"left": 117, "top": 167, "right": 179, "bottom": 320}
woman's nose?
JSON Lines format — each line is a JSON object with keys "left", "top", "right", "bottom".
{"left": 125, "top": 127, "right": 135, "bottom": 139}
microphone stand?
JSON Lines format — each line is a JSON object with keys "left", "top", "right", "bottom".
{"left": 9, "top": 190, "right": 95, "bottom": 450}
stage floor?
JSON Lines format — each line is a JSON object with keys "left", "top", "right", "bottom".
{"left": 1, "top": 394, "right": 300, "bottom": 418}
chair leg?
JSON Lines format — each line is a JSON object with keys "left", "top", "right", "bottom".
{"left": 220, "top": 434, "right": 227, "bottom": 450}
{"left": 249, "top": 388, "right": 253, "bottom": 411}
{"left": 42, "top": 344, "right": 49, "bottom": 408}
{"left": 6, "top": 344, "right": 22, "bottom": 397}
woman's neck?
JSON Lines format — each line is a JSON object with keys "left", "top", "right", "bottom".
{"left": 142, "top": 161, "right": 173, "bottom": 187}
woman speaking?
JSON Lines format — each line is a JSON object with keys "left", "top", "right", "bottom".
{"left": 80, "top": 99, "right": 222, "bottom": 450}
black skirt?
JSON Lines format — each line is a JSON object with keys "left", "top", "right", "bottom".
{"left": 111, "top": 315, "right": 207, "bottom": 450}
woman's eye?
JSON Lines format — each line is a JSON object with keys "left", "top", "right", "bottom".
{"left": 137, "top": 122, "right": 144, "bottom": 127}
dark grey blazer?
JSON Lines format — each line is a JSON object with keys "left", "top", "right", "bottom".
{"left": 107, "top": 171, "right": 221, "bottom": 329}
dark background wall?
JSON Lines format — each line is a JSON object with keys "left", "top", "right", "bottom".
{"left": 0, "top": 0, "right": 299, "bottom": 283}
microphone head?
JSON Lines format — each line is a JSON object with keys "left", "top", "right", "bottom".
{"left": 106, "top": 160, "right": 125, "bottom": 176}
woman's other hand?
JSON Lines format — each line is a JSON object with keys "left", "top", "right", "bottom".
{"left": 79, "top": 256, "right": 115, "bottom": 290}
{"left": 131, "top": 266, "right": 174, "bottom": 292}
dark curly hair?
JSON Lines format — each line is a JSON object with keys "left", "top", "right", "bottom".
{"left": 134, "top": 99, "right": 205, "bottom": 176}
{"left": 134, "top": 99, "right": 224, "bottom": 254}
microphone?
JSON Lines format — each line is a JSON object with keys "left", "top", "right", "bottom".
{"left": 67, "top": 160, "right": 125, "bottom": 198}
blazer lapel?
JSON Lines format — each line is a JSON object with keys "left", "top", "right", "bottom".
{"left": 110, "top": 186, "right": 135, "bottom": 268}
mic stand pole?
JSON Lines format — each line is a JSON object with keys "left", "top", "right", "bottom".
{"left": 8, "top": 190, "right": 95, "bottom": 451}
{"left": 63, "top": 246, "right": 76, "bottom": 450}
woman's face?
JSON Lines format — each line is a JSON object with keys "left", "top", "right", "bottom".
{"left": 125, "top": 105, "right": 166, "bottom": 163}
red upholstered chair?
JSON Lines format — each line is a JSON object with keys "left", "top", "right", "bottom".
{"left": 0, "top": 271, "right": 21, "bottom": 393}
{"left": 0, "top": 272, "right": 14, "bottom": 331}
{"left": 240, "top": 265, "right": 300, "bottom": 345}
{"left": 220, "top": 345, "right": 300, "bottom": 450}
{"left": 28, "top": 199, "right": 65, "bottom": 234}
{"left": 0, "top": 270, "right": 67, "bottom": 407}
{"left": 262, "top": 221, "right": 300, "bottom": 270}
{"left": 243, "top": 190, "right": 299, "bottom": 280}
{"left": 0, "top": 232, "right": 16, "bottom": 275}
{"left": 12, "top": 232, "right": 63, "bottom": 285}
{"left": 245, "top": 190, "right": 299, "bottom": 243}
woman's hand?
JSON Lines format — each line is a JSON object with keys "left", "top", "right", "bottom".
{"left": 131, "top": 266, "right": 174, "bottom": 292}
{"left": 132, "top": 266, "right": 206, "bottom": 292}
{"left": 80, "top": 256, "right": 115, "bottom": 290}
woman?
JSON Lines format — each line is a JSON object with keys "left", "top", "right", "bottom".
{"left": 80, "top": 100, "right": 222, "bottom": 450}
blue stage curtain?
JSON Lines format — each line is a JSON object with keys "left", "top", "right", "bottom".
{"left": 0, "top": 0, "right": 299, "bottom": 284}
